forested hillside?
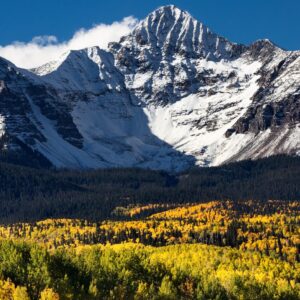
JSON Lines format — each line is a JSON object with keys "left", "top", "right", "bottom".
{"left": 0, "top": 155, "right": 299, "bottom": 299}
{"left": 0, "top": 200, "right": 299, "bottom": 299}
{"left": 0, "top": 155, "right": 299, "bottom": 223}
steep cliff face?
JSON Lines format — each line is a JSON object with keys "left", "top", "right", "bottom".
{"left": 0, "top": 57, "right": 83, "bottom": 166}
{"left": 0, "top": 5, "right": 299, "bottom": 170}
{"left": 109, "top": 5, "right": 244, "bottom": 106}
{"left": 227, "top": 50, "right": 300, "bottom": 136}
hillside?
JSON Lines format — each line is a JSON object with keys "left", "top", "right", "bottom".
{"left": 0, "top": 155, "right": 299, "bottom": 223}
{"left": 0, "top": 199, "right": 299, "bottom": 299}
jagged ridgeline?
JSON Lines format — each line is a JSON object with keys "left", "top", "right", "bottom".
{"left": 0, "top": 5, "right": 299, "bottom": 171}
{"left": 0, "top": 155, "right": 299, "bottom": 223}
{"left": 0, "top": 5, "right": 299, "bottom": 300}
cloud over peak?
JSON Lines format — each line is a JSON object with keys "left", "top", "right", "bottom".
{"left": 0, "top": 16, "right": 137, "bottom": 69}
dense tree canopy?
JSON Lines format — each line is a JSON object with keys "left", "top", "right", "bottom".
{"left": 0, "top": 200, "right": 298, "bottom": 299}
{"left": 0, "top": 241, "right": 299, "bottom": 300}
{"left": 0, "top": 156, "right": 299, "bottom": 299}
{"left": 0, "top": 155, "right": 299, "bottom": 223}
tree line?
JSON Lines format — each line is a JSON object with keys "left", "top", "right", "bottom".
{"left": 0, "top": 155, "right": 299, "bottom": 223}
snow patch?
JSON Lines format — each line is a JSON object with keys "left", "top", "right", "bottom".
{"left": 143, "top": 61, "right": 261, "bottom": 166}
{"left": 0, "top": 115, "right": 5, "bottom": 137}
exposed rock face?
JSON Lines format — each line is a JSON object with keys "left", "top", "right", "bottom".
{"left": 226, "top": 44, "right": 300, "bottom": 140}
{"left": 109, "top": 5, "right": 244, "bottom": 105}
{"left": 0, "top": 5, "right": 299, "bottom": 170}
{"left": 226, "top": 94, "right": 300, "bottom": 136}
{"left": 0, "top": 57, "right": 83, "bottom": 158}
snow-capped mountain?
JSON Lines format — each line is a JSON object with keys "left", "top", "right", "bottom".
{"left": 0, "top": 5, "right": 299, "bottom": 171}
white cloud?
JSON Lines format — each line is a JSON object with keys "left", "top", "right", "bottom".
{"left": 0, "top": 16, "right": 137, "bottom": 69}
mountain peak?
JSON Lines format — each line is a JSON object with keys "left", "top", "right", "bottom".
{"left": 135, "top": 4, "right": 198, "bottom": 41}
{"left": 150, "top": 4, "right": 191, "bottom": 19}
{"left": 113, "top": 5, "right": 243, "bottom": 62}
{"left": 250, "top": 39, "right": 278, "bottom": 49}
{"left": 0, "top": 5, "right": 299, "bottom": 171}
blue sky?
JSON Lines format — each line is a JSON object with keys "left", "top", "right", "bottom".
{"left": 1, "top": 0, "right": 299, "bottom": 68}
{"left": 1, "top": 0, "right": 299, "bottom": 49}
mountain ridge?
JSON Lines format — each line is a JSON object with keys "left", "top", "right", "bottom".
{"left": 0, "top": 5, "right": 299, "bottom": 170}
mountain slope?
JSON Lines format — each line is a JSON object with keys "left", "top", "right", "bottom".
{"left": 0, "top": 5, "right": 299, "bottom": 170}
